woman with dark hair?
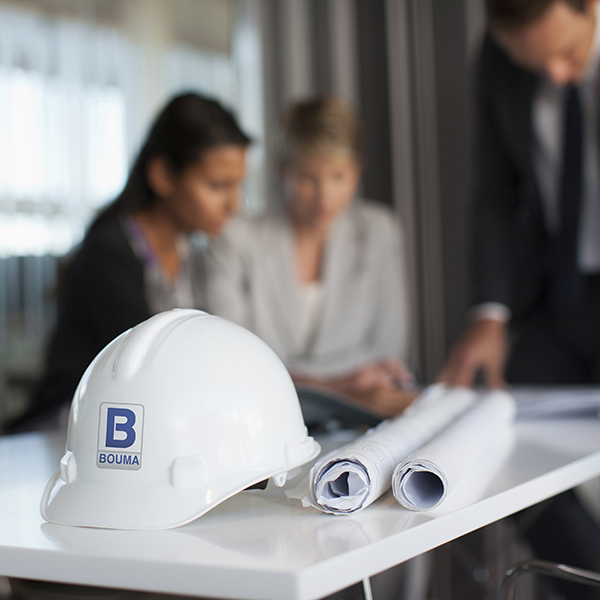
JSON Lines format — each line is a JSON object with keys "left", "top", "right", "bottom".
{"left": 11, "top": 92, "right": 250, "bottom": 430}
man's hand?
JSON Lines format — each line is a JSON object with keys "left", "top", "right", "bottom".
{"left": 439, "top": 319, "right": 508, "bottom": 388}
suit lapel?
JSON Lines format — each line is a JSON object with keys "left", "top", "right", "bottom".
{"left": 501, "top": 55, "right": 541, "bottom": 211}
{"left": 509, "top": 75, "right": 538, "bottom": 192}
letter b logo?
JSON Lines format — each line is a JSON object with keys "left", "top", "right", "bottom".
{"left": 106, "top": 407, "right": 136, "bottom": 448}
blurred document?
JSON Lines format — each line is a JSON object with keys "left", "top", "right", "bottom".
{"left": 392, "top": 390, "right": 516, "bottom": 512}
{"left": 513, "top": 386, "right": 600, "bottom": 419}
{"left": 304, "top": 385, "right": 476, "bottom": 515}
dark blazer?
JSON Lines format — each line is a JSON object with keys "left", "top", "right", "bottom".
{"left": 12, "top": 213, "right": 150, "bottom": 429}
{"left": 471, "top": 35, "right": 550, "bottom": 322}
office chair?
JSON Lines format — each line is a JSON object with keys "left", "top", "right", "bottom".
{"left": 500, "top": 559, "right": 600, "bottom": 600}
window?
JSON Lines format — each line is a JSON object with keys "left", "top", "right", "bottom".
{"left": 0, "top": 6, "right": 134, "bottom": 257}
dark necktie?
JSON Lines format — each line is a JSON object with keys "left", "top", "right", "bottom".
{"left": 549, "top": 84, "right": 584, "bottom": 313}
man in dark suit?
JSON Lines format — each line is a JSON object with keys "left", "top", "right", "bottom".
{"left": 442, "top": 1, "right": 600, "bottom": 597}
{"left": 443, "top": 0, "right": 600, "bottom": 387}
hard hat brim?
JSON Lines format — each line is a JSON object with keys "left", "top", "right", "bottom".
{"left": 40, "top": 441, "right": 321, "bottom": 530}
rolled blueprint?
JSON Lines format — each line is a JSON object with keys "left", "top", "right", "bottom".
{"left": 392, "top": 389, "right": 516, "bottom": 512}
{"left": 304, "top": 384, "right": 477, "bottom": 515}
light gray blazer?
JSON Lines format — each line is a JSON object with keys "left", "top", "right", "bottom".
{"left": 205, "top": 199, "right": 410, "bottom": 378}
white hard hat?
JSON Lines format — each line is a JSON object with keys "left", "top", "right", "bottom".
{"left": 41, "top": 309, "right": 320, "bottom": 530}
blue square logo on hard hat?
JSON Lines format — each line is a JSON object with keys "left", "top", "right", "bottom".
{"left": 97, "top": 403, "right": 144, "bottom": 470}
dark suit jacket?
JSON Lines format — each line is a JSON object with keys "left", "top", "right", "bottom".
{"left": 471, "top": 35, "right": 550, "bottom": 322}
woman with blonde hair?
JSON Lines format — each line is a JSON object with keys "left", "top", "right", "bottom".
{"left": 206, "top": 96, "right": 413, "bottom": 416}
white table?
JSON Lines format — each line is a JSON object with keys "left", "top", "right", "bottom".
{"left": 1, "top": 417, "right": 600, "bottom": 600}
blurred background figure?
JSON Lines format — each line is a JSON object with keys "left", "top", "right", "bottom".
{"left": 206, "top": 96, "right": 415, "bottom": 417}
{"left": 442, "top": 0, "right": 600, "bottom": 390}
{"left": 8, "top": 93, "right": 249, "bottom": 431}
{"left": 440, "top": 2, "right": 600, "bottom": 598}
